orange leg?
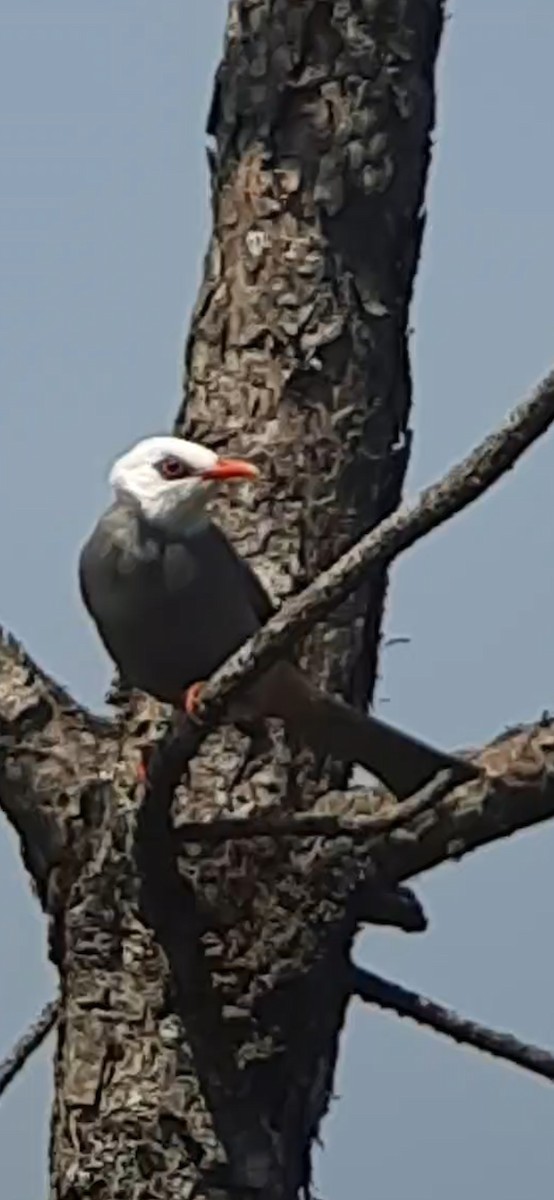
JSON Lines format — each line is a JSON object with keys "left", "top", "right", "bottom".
{"left": 182, "top": 680, "right": 206, "bottom": 724}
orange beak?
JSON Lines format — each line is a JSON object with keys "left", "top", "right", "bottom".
{"left": 201, "top": 457, "right": 259, "bottom": 482}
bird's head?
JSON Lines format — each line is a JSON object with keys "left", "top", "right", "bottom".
{"left": 109, "top": 436, "right": 259, "bottom": 534}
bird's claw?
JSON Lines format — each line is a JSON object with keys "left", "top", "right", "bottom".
{"left": 136, "top": 744, "right": 153, "bottom": 785}
{"left": 183, "top": 681, "right": 206, "bottom": 725}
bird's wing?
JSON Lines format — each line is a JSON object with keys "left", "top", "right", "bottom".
{"left": 78, "top": 549, "right": 92, "bottom": 613}
{"left": 234, "top": 552, "right": 276, "bottom": 624}
{"left": 200, "top": 521, "right": 277, "bottom": 625}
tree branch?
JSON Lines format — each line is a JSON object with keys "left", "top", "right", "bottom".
{"left": 363, "top": 716, "right": 554, "bottom": 885}
{"left": 190, "top": 367, "right": 554, "bottom": 726}
{"left": 170, "top": 716, "right": 554, "bottom": 880}
{"left": 173, "top": 769, "right": 457, "bottom": 843}
{"left": 167, "top": 715, "right": 554, "bottom": 916}
{"left": 0, "top": 998, "right": 59, "bottom": 1100}
{"left": 350, "top": 965, "right": 554, "bottom": 1085}
{"left": 0, "top": 628, "right": 117, "bottom": 899}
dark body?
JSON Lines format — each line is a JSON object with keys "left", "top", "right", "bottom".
{"left": 80, "top": 499, "right": 478, "bottom": 798}
{"left": 79, "top": 500, "right": 271, "bottom": 702}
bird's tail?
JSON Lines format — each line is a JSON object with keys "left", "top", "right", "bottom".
{"left": 245, "top": 662, "right": 477, "bottom": 800}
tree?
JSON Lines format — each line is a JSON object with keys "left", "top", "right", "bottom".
{"left": 2, "top": 2, "right": 554, "bottom": 1197}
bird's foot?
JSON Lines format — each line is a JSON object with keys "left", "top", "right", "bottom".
{"left": 182, "top": 681, "right": 206, "bottom": 725}
{"left": 136, "top": 744, "right": 153, "bottom": 785}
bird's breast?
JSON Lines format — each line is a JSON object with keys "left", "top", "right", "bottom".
{"left": 82, "top": 530, "right": 260, "bottom": 703}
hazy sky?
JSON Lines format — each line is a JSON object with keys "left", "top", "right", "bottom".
{"left": 2, "top": 3, "right": 554, "bottom": 1197}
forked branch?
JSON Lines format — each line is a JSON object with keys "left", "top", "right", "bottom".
{"left": 171, "top": 716, "right": 554, "bottom": 888}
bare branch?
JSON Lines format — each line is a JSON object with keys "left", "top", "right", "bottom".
{"left": 190, "top": 367, "right": 554, "bottom": 726}
{"left": 351, "top": 884, "right": 427, "bottom": 934}
{"left": 0, "top": 626, "right": 119, "bottom": 901}
{"left": 167, "top": 710, "right": 554, "bottom": 916}
{"left": 152, "top": 711, "right": 554, "bottom": 945}
{"left": 0, "top": 998, "right": 59, "bottom": 1100}
{"left": 174, "top": 769, "right": 456, "bottom": 843}
{"left": 365, "top": 717, "right": 554, "bottom": 885}
{"left": 168, "top": 717, "right": 554, "bottom": 912}
{"left": 350, "top": 965, "right": 554, "bottom": 1085}
{"left": 166, "top": 714, "right": 554, "bottom": 909}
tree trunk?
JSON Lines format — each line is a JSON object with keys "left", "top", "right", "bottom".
{"left": 3, "top": 3, "right": 447, "bottom": 1198}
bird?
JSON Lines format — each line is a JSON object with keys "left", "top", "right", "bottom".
{"left": 79, "top": 435, "right": 478, "bottom": 799}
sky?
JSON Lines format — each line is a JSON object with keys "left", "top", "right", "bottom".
{"left": 1, "top": 2, "right": 554, "bottom": 1197}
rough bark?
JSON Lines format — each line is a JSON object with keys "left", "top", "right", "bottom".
{"left": 4, "top": 637, "right": 554, "bottom": 1198}
{"left": 171, "top": 1, "right": 441, "bottom": 1193}
{"left": 4, "top": 3, "right": 550, "bottom": 1200}
{"left": 181, "top": 0, "right": 438, "bottom": 710}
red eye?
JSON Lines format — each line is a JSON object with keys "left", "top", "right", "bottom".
{"left": 158, "top": 456, "right": 188, "bottom": 481}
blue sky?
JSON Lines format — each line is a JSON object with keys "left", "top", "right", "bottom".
{"left": 1, "top": 3, "right": 554, "bottom": 1197}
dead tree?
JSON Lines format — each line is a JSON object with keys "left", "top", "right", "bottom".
{"left": 2, "top": 3, "right": 554, "bottom": 1197}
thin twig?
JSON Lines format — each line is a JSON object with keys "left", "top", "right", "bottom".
{"left": 0, "top": 999, "right": 59, "bottom": 1100}
{"left": 192, "top": 368, "right": 554, "bottom": 725}
{"left": 174, "top": 769, "right": 457, "bottom": 844}
{"left": 350, "top": 965, "right": 554, "bottom": 1084}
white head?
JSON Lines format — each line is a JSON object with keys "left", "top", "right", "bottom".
{"left": 109, "top": 435, "right": 258, "bottom": 533}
